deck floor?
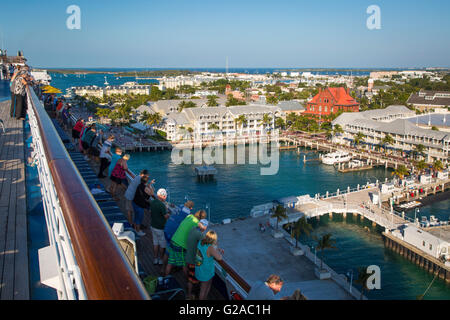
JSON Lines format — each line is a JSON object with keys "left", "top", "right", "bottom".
{"left": 0, "top": 100, "right": 29, "bottom": 300}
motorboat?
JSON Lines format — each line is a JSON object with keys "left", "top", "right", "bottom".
{"left": 321, "top": 151, "right": 352, "bottom": 165}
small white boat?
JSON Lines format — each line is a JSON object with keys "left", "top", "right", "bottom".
{"left": 322, "top": 151, "right": 352, "bottom": 165}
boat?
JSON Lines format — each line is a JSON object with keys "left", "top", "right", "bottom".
{"left": 30, "top": 69, "right": 52, "bottom": 85}
{"left": 321, "top": 151, "right": 352, "bottom": 165}
{"left": 104, "top": 76, "right": 109, "bottom": 85}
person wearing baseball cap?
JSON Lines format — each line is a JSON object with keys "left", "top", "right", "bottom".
{"left": 149, "top": 188, "right": 170, "bottom": 265}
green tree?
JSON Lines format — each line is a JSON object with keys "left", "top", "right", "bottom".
{"left": 259, "top": 114, "right": 273, "bottom": 130}
{"left": 381, "top": 134, "right": 395, "bottom": 154}
{"left": 316, "top": 233, "right": 337, "bottom": 270}
{"left": 275, "top": 117, "right": 285, "bottom": 130}
{"left": 354, "top": 132, "right": 366, "bottom": 148}
{"left": 415, "top": 160, "right": 428, "bottom": 175}
{"left": 413, "top": 144, "right": 426, "bottom": 160}
{"left": 291, "top": 217, "right": 313, "bottom": 249}
{"left": 392, "top": 165, "right": 409, "bottom": 180}
{"left": 432, "top": 160, "right": 444, "bottom": 173}
{"left": 271, "top": 205, "right": 288, "bottom": 232}
{"left": 207, "top": 95, "right": 219, "bottom": 107}
{"left": 266, "top": 95, "right": 279, "bottom": 105}
{"left": 234, "top": 114, "right": 248, "bottom": 134}
{"left": 354, "top": 266, "right": 370, "bottom": 300}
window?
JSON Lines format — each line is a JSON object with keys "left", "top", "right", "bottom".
{"left": 429, "top": 244, "right": 432, "bottom": 251}
{"left": 423, "top": 241, "right": 425, "bottom": 247}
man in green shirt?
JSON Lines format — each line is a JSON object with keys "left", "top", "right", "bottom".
{"left": 150, "top": 189, "right": 169, "bottom": 265}
{"left": 185, "top": 219, "right": 208, "bottom": 299}
{"left": 165, "top": 209, "right": 207, "bottom": 276}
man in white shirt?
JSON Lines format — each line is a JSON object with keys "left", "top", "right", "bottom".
{"left": 97, "top": 135, "right": 114, "bottom": 178}
{"left": 124, "top": 169, "right": 154, "bottom": 224}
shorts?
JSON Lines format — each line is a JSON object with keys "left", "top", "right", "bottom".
{"left": 89, "top": 147, "right": 100, "bottom": 156}
{"left": 187, "top": 264, "right": 199, "bottom": 284}
{"left": 110, "top": 175, "right": 123, "bottom": 185}
{"left": 72, "top": 129, "right": 80, "bottom": 139}
{"left": 125, "top": 199, "right": 134, "bottom": 213}
{"left": 151, "top": 227, "right": 167, "bottom": 248}
{"left": 132, "top": 202, "right": 145, "bottom": 226}
{"left": 167, "top": 241, "right": 186, "bottom": 267}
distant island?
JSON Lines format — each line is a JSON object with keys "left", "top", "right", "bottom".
{"left": 45, "top": 68, "right": 201, "bottom": 77}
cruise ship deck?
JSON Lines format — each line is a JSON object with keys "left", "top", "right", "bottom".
{"left": 0, "top": 99, "right": 29, "bottom": 299}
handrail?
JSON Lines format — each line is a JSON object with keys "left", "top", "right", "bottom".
{"left": 27, "top": 86, "right": 149, "bottom": 300}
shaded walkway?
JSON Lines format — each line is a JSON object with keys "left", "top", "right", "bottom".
{"left": 0, "top": 100, "right": 29, "bottom": 300}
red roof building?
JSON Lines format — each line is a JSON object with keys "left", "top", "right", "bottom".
{"left": 304, "top": 87, "right": 359, "bottom": 117}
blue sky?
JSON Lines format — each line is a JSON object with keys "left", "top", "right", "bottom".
{"left": 1, "top": 0, "right": 449, "bottom": 68}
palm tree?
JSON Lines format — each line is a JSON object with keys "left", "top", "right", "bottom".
{"left": 354, "top": 132, "right": 366, "bottom": 148}
{"left": 432, "top": 160, "right": 444, "bottom": 173}
{"left": 291, "top": 217, "right": 313, "bottom": 249}
{"left": 208, "top": 123, "right": 220, "bottom": 131}
{"left": 178, "top": 100, "right": 187, "bottom": 112}
{"left": 354, "top": 266, "right": 370, "bottom": 300}
{"left": 207, "top": 95, "right": 218, "bottom": 107}
{"left": 414, "top": 144, "right": 426, "bottom": 160}
{"left": 275, "top": 117, "right": 285, "bottom": 130}
{"left": 271, "top": 204, "right": 288, "bottom": 232}
{"left": 234, "top": 115, "right": 248, "bottom": 135}
{"left": 259, "top": 114, "right": 273, "bottom": 131}
{"left": 415, "top": 160, "right": 428, "bottom": 175}
{"left": 316, "top": 233, "right": 337, "bottom": 270}
{"left": 381, "top": 134, "right": 395, "bottom": 154}
{"left": 391, "top": 165, "right": 409, "bottom": 180}
{"left": 332, "top": 124, "right": 344, "bottom": 137}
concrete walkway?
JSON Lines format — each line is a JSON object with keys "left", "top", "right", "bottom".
{"left": 213, "top": 216, "right": 355, "bottom": 300}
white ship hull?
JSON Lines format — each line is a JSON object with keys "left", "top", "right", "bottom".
{"left": 321, "top": 152, "right": 351, "bottom": 165}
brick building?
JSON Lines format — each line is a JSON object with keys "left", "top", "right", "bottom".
{"left": 304, "top": 87, "right": 359, "bottom": 117}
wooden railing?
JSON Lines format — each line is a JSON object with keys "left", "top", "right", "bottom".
{"left": 27, "top": 86, "right": 149, "bottom": 300}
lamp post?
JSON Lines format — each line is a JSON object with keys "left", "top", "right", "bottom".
{"left": 311, "top": 245, "right": 317, "bottom": 265}
{"left": 347, "top": 269, "right": 354, "bottom": 294}
{"left": 206, "top": 203, "right": 211, "bottom": 222}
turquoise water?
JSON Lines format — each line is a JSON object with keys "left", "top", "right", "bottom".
{"left": 127, "top": 148, "right": 450, "bottom": 300}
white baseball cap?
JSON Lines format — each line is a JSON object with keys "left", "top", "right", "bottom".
{"left": 157, "top": 188, "right": 167, "bottom": 197}
{"left": 199, "top": 219, "right": 209, "bottom": 228}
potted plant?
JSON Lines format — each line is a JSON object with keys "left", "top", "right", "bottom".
{"left": 314, "top": 233, "right": 337, "bottom": 280}
{"left": 270, "top": 204, "right": 288, "bottom": 238}
{"left": 290, "top": 217, "right": 313, "bottom": 256}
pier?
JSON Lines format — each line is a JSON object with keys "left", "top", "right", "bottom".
{"left": 250, "top": 177, "right": 450, "bottom": 282}
{"left": 280, "top": 133, "right": 415, "bottom": 171}
{"left": 383, "top": 232, "right": 450, "bottom": 283}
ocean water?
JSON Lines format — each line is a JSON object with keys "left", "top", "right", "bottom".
{"left": 49, "top": 73, "right": 158, "bottom": 93}
{"left": 127, "top": 148, "right": 450, "bottom": 300}
{"left": 46, "top": 67, "right": 393, "bottom": 93}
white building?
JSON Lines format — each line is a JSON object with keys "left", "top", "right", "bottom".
{"left": 395, "top": 224, "right": 450, "bottom": 261}
{"left": 159, "top": 104, "right": 283, "bottom": 142}
{"left": 332, "top": 105, "right": 450, "bottom": 164}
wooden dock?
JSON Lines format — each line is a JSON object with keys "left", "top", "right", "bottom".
{"left": 383, "top": 232, "right": 450, "bottom": 283}
{"left": 0, "top": 100, "right": 29, "bottom": 300}
{"left": 280, "top": 134, "right": 415, "bottom": 171}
